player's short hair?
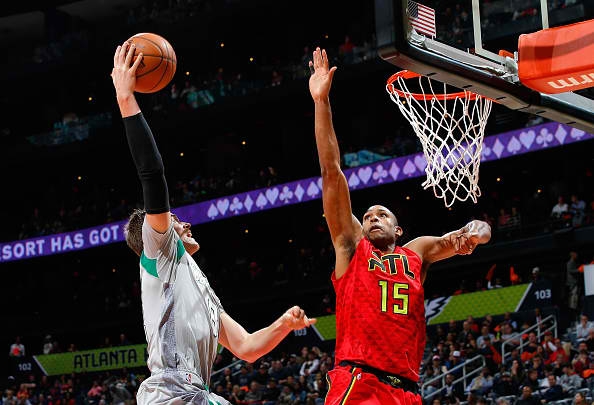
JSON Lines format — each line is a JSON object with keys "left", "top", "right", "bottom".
{"left": 125, "top": 208, "right": 146, "bottom": 256}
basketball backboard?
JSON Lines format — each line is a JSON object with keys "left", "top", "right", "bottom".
{"left": 375, "top": 0, "right": 594, "bottom": 132}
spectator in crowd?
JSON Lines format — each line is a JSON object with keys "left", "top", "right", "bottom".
{"left": 541, "top": 374, "right": 564, "bottom": 402}
{"left": 574, "top": 391, "right": 588, "bottom": 405}
{"left": 570, "top": 194, "right": 586, "bottom": 226}
{"left": 573, "top": 349, "right": 591, "bottom": 375}
{"left": 299, "top": 351, "right": 320, "bottom": 377}
{"left": 523, "top": 369, "right": 540, "bottom": 393}
{"left": 516, "top": 385, "right": 539, "bottom": 405}
{"left": 585, "top": 329, "right": 594, "bottom": 352}
{"left": 498, "top": 208, "right": 510, "bottom": 230}
{"left": 42, "top": 335, "right": 53, "bottom": 355}
{"left": 558, "top": 363, "right": 583, "bottom": 395}
{"left": 576, "top": 314, "right": 593, "bottom": 343}
{"left": 457, "top": 321, "right": 475, "bottom": 345}
{"left": 244, "top": 381, "right": 263, "bottom": 404}
{"left": 476, "top": 326, "right": 496, "bottom": 349}
{"left": 479, "top": 336, "right": 501, "bottom": 372}
{"left": 229, "top": 384, "right": 246, "bottom": 404}
{"left": 492, "top": 371, "right": 518, "bottom": 398}
{"left": 465, "top": 367, "right": 493, "bottom": 396}
{"left": 500, "top": 323, "right": 521, "bottom": 347}
{"left": 338, "top": 35, "right": 355, "bottom": 64}
{"left": 567, "top": 251, "right": 581, "bottom": 315}
{"left": 9, "top": 336, "right": 25, "bottom": 357}
{"left": 551, "top": 195, "right": 569, "bottom": 223}
{"left": 443, "top": 373, "right": 464, "bottom": 401}
{"left": 262, "top": 378, "right": 280, "bottom": 405}
{"left": 508, "top": 206, "right": 522, "bottom": 230}
{"left": 420, "top": 365, "right": 439, "bottom": 399}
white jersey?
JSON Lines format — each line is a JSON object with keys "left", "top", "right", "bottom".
{"left": 137, "top": 219, "right": 228, "bottom": 405}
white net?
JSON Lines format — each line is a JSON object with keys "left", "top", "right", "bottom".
{"left": 386, "top": 73, "right": 492, "bottom": 207}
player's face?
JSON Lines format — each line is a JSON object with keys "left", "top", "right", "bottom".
{"left": 362, "top": 205, "right": 402, "bottom": 247}
{"left": 172, "top": 214, "right": 200, "bottom": 255}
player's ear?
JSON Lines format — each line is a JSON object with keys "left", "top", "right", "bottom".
{"left": 395, "top": 226, "right": 403, "bottom": 238}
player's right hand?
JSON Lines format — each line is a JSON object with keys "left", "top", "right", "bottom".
{"left": 308, "top": 47, "right": 337, "bottom": 102}
{"left": 111, "top": 41, "right": 143, "bottom": 98}
{"left": 280, "top": 306, "right": 317, "bottom": 330}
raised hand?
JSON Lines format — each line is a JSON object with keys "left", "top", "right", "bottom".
{"left": 280, "top": 306, "right": 317, "bottom": 330}
{"left": 111, "top": 41, "right": 143, "bottom": 99}
{"left": 308, "top": 47, "right": 337, "bottom": 102}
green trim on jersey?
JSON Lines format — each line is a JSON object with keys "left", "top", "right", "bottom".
{"left": 176, "top": 239, "right": 186, "bottom": 262}
{"left": 140, "top": 252, "right": 159, "bottom": 278}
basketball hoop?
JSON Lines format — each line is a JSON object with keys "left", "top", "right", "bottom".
{"left": 386, "top": 70, "right": 493, "bottom": 207}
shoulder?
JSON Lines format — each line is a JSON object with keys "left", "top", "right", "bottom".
{"left": 399, "top": 245, "right": 422, "bottom": 262}
{"left": 403, "top": 235, "right": 438, "bottom": 261}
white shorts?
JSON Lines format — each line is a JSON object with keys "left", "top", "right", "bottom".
{"left": 137, "top": 370, "right": 230, "bottom": 405}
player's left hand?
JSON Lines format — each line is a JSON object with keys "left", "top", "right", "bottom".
{"left": 453, "top": 232, "right": 480, "bottom": 255}
{"left": 281, "top": 306, "right": 317, "bottom": 330}
{"left": 111, "top": 41, "right": 143, "bottom": 98}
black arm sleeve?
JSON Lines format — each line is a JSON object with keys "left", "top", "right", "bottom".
{"left": 123, "top": 112, "right": 170, "bottom": 214}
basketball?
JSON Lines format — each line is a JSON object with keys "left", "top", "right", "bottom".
{"left": 127, "top": 33, "right": 176, "bottom": 94}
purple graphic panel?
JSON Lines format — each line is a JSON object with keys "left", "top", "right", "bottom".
{"left": 1, "top": 122, "right": 592, "bottom": 263}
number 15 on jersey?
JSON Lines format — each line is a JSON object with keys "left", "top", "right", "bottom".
{"left": 378, "top": 280, "right": 409, "bottom": 315}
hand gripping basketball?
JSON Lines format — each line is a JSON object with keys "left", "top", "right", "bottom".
{"left": 111, "top": 41, "right": 144, "bottom": 99}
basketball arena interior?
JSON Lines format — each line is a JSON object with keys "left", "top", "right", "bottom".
{"left": 1, "top": 0, "right": 594, "bottom": 404}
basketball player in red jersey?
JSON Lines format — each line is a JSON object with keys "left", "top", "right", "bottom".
{"left": 308, "top": 47, "right": 491, "bottom": 404}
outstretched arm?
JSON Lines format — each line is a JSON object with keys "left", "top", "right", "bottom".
{"left": 309, "top": 48, "right": 362, "bottom": 278}
{"left": 112, "top": 41, "right": 170, "bottom": 233}
{"left": 218, "top": 307, "right": 316, "bottom": 363}
{"left": 405, "top": 220, "right": 491, "bottom": 283}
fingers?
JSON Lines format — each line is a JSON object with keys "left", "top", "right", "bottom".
{"left": 130, "top": 52, "right": 143, "bottom": 74}
{"left": 124, "top": 42, "right": 136, "bottom": 68}
{"left": 114, "top": 45, "right": 122, "bottom": 67}
{"left": 118, "top": 41, "right": 130, "bottom": 66}
{"left": 287, "top": 306, "right": 315, "bottom": 328}
{"left": 321, "top": 49, "right": 328, "bottom": 68}
{"left": 313, "top": 47, "right": 320, "bottom": 70}
{"left": 328, "top": 66, "right": 337, "bottom": 80}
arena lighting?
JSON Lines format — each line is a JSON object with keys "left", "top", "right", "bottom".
{"left": 179, "top": 152, "right": 184, "bottom": 157}
{"left": 241, "top": 140, "right": 246, "bottom": 145}
{"left": 537, "top": 189, "right": 543, "bottom": 193}
{"left": 185, "top": 71, "right": 190, "bottom": 76}
{"left": 324, "top": 34, "right": 329, "bottom": 39}
{"left": 288, "top": 239, "right": 293, "bottom": 243}
{"left": 406, "top": 195, "right": 411, "bottom": 200}
{"left": 249, "top": 57, "right": 254, "bottom": 62}
{"left": 496, "top": 177, "right": 501, "bottom": 182}
{"left": 220, "top": 42, "right": 224, "bottom": 47}
{"left": 88, "top": 96, "right": 92, "bottom": 102}
{"left": 77, "top": 176, "right": 82, "bottom": 181}
{"left": 244, "top": 229, "right": 249, "bottom": 234}
{"left": 112, "top": 268, "right": 116, "bottom": 273}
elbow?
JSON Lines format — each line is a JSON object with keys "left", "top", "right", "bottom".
{"left": 233, "top": 336, "right": 260, "bottom": 363}
{"left": 236, "top": 346, "right": 259, "bottom": 363}
{"left": 320, "top": 164, "right": 342, "bottom": 179}
{"left": 241, "top": 353, "right": 261, "bottom": 364}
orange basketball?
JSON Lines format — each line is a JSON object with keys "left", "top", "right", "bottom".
{"left": 127, "top": 33, "right": 177, "bottom": 94}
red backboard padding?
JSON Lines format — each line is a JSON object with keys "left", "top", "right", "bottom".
{"left": 518, "top": 19, "right": 594, "bottom": 94}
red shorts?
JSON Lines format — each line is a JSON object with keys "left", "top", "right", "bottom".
{"left": 324, "top": 365, "right": 422, "bottom": 405}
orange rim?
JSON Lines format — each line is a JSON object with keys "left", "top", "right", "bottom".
{"left": 387, "top": 70, "right": 482, "bottom": 101}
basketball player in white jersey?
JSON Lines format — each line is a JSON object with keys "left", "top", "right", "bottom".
{"left": 111, "top": 41, "right": 316, "bottom": 405}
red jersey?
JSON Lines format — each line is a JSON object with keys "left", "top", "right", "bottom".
{"left": 332, "top": 237, "right": 425, "bottom": 382}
